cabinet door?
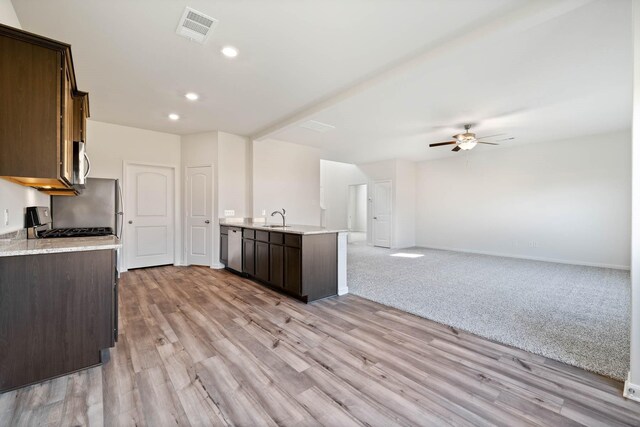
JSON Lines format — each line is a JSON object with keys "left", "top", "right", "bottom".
{"left": 284, "top": 246, "right": 302, "bottom": 295}
{"left": 270, "top": 244, "right": 284, "bottom": 288}
{"left": 243, "top": 239, "right": 255, "bottom": 275}
{"left": 255, "top": 241, "right": 270, "bottom": 282}
{"left": 60, "top": 63, "right": 74, "bottom": 185}
{"left": 220, "top": 233, "right": 228, "bottom": 265}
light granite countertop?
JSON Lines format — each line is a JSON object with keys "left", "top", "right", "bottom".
{"left": 0, "top": 235, "right": 121, "bottom": 257}
{"left": 219, "top": 218, "right": 347, "bottom": 235}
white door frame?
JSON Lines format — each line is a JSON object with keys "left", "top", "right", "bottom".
{"left": 371, "top": 179, "right": 393, "bottom": 248}
{"left": 122, "top": 160, "right": 181, "bottom": 272}
{"left": 183, "top": 163, "right": 215, "bottom": 267}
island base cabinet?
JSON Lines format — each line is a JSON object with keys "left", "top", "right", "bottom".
{"left": 284, "top": 246, "right": 302, "bottom": 295}
{"left": 255, "top": 241, "right": 270, "bottom": 282}
{"left": 224, "top": 225, "right": 338, "bottom": 302}
{"left": 0, "top": 250, "right": 116, "bottom": 393}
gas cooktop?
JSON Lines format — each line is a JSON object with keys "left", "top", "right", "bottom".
{"left": 38, "top": 227, "right": 114, "bottom": 238}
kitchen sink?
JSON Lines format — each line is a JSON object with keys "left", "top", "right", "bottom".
{"left": 261, "top": 224, "right": 290, "bottom": 228}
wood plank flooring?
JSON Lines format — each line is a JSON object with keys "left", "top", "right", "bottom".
{"left": 1, "top": 265, "right": 639, "bottom": 426}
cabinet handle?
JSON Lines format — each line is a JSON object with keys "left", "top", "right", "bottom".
{"left": 128, "top": 220, "right": 133, "bottom": 224}
{"left": 205, "top": 220, "right": 210, "bottom": 224}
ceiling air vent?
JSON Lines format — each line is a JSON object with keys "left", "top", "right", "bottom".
{"left": 299, "top": 120, "right": 336, "bottom": 133}
{"left": 176, "top": 7, "right": 218, "bottom": 44}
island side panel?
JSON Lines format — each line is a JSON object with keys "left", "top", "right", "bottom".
{"left": 0, "top": 250, "right": 114, "bottom": 392}
{"left": 301, "top": 233, "right": 338, "bottom": 302}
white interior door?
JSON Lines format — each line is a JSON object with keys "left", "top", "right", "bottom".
{"left": 186, "top": 166, "right": 212, "bottom": 266}
{"left": 373, "top": 180, "right": 392, "bottom": 248}
{"left": 125, "top": 164, "right": 175, "bottom": 269}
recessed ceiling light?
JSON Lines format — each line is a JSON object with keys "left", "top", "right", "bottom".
{"left": 221, "top": 46, "right": 238, "bottom": 58}
{"left": 185, "top": 92, "right": 199, "bottom": 101}
{"left": 168, "top": 113, "right": 180, "bottom": 121}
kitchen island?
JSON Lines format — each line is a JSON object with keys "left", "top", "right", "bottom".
{"left": 0, "top": 233, "right": 121, "bottom": 393}
{"left": 219, "top": 220, "right": 347, "bottom": 302}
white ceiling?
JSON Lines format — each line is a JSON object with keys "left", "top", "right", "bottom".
{"left": 269, "top": 0, "right": 632, "bottom": 163}
{"left": 12, "top": 0, "right": 631, "bottom": 164}
{"left": 12, "top": 0, "right": 521, "bottom": 136}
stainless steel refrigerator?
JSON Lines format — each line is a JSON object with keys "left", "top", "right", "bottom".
{"left": 51, "top": 178, "right": 123, "bottom": 237}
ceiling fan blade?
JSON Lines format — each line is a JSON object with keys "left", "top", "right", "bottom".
{"left": 492, "top": 137, "right": 515, "bottom": 142}
{"left": 452, "top": 146, "right": 461, "bottom": 152}
{"left": 429, "top": 141, "right": 456, "bottom": 147}
{"left": 476, "top": 133, "right": 506, "bottom": 140}
{"left": 478, "top": 141, "right": 499, "bottom": 145}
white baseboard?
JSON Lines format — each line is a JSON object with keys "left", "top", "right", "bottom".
{"left": 624, "top": 374, "right": 640, "bottom": 403}
{"left": 210, "top": 262, "right": 225, "bottom": 270}
{"left": 415, "top": 244, "right": 630, "bottom": 270}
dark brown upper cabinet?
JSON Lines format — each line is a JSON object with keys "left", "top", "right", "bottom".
{"left": 0, "top": 23, "right": 89, "bottom": 194}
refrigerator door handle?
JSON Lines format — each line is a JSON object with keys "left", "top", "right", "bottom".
{"left": 117, "top": 181, "right": 124, "bottom": 239}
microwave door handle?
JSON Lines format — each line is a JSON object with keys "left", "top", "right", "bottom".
{"left": 84, "top": 152, "right": 91, "bottom": 179}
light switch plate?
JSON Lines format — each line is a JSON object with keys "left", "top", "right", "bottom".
{"left": 261, "top": 209, "right": 266, "bottom": 216}
{"left": 3, "top": 209, "right": 8, "bottom": 226}
{"left": 224, "top": 210, "right": 235, "bottom": 217}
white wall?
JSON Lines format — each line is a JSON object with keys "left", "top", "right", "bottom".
{"left": 253, "top": 139, "right": 321, "bottom": 226}
{"left": 87, "top": 120, "right": 182, "bottom": 268}
{"left": 0, "top": 0, "right": 50, "bottom": 235}
{"left": 415, "top": 132, "right": 631, "bottom": 269}
{"left": 395, "top": 159, "right": 417, "bottom": 248}
{"left": 218, "top": 132, "right": 249, "bottom": 218}
{"left": 628, "top": 0, "right": 640, "bottom": 394}
{"left": 320, "top": 160, "right": 367, "bottom": 230}
{"left": 348, "top": 184, "right": 367, "bottom": 231}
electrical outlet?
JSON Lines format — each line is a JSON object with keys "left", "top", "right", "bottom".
{"left": 224, "top": 210, "right": 235, "bottom": 217}
{"left": 3, "top": 209, "right": 8, "bottom": 226}
{"left": 529, "top": 240, "right": 538, "bottom": 248}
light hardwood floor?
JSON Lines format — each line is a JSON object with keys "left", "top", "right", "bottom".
{"left": 1, "top": 265, "right": 639, "bottom": 426}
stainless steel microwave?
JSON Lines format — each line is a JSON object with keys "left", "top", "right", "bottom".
{"left": 72, "top": 140, "right": 90, "bottom": 188}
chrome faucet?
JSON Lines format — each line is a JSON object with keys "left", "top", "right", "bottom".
{"left": 271, "top": 208, "right": 286, "bottom": 227}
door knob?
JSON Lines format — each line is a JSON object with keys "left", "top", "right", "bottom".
{"left": 205, "top": 220, "right": 210, "bottom": 224}
{"left": 128, "top": 220, "right": 133, "bottom": 224}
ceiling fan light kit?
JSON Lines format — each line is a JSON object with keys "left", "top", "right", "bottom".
{"left": 429, "top": 124, "right": 514, "bottom": 153}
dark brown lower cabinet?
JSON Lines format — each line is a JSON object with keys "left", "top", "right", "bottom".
{"left": 284, "top": 246, "right": 302, "bottom": 295}
{"left": 0, "top": 249, "right": 117, "bottom": 393}
{"left": 269, "top": 244, "right": 284, "bottom": 288}
{"left": 255, "top": 241, "right": 270, "bottom": 282}
{"left": 243, "top": 239, "right": 255, "bottom": 275}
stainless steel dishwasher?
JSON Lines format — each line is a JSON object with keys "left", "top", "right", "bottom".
{"left": 228, "top": 227, "right": 243, "bottom": 272}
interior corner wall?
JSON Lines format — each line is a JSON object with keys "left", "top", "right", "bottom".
{"left": 320, "top": 160, "right": 368, "bottom": 230}
{"left": 415, "top": 131, "right": 631, "bottom": 269}
{"left": 253, "top": 139, "right": 321, "bottom": 226}
{"left": 87, "top": 120, "right": 182, "bottom": 268}
{"left": 181, "top": 131, "right": 218, "bottom": 267}
{"left": 0, "top": 0, "right": 50, "bottom": 235}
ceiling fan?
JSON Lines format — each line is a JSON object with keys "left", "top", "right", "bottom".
{"left": 429, "top": 124, "right": 514, "bottom": 152}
